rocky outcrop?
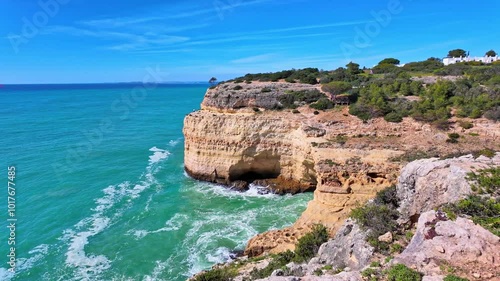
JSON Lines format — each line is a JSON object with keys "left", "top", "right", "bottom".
{"left": 201, "top": 82, "right": 317, "bottom": 111}
{"left": 310, "top": 219, "right": 373, "bottom": 271}
{"left": 395, "top": 210, "right": 500, "bottom": 280}
{"left": 397, "top": 154, "right": 500, "bottom": 223}
{"left": 184, "top": 81, "right": 500, "bottom": 257}
{"left": 184, "top": 110, "right": 317, "bottom": 190}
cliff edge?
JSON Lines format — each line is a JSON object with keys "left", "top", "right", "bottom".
{"left": 183, "top": 81, "right": 499, "bottom": 256}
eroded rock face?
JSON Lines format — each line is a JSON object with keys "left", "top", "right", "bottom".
{"left": 184, "top": 111, "right": 317, "bottom": 188}
{"left": 397, "top": 154, "right": 500, "bottom": 223}
{"left": 395, "top": 210, "right": 500, "bottom": 280}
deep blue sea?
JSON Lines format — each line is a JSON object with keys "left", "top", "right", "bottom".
{"left": 0, "top": 83, "right": 312, "bottom": 281}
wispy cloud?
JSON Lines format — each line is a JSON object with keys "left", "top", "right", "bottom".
{"left": 79, "top": 16, "right": 164, "bottom": 28}
{"left": 43, "top": 25, "right": 190, "bottom": 51}
{"left": 231, "top": 53, "right": 276, "bottom": 64}
{"left": 167, "top": 0, "right": 272, "bottom": 19}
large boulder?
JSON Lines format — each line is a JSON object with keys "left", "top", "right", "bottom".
{"left": 309, "top": 219, "right": 373, "bottom": 271}
{"left": 395, "top": 210, "right": 500, "bottom": 280}
{"left": 396, "top": 153, "right": 499, "bottom": 223}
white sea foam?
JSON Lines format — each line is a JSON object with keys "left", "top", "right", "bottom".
{"left": 149, "top": 146, "right": 170, "bottom": 164}
{"left": 0, "top": 268, "right": 14, "bottom": 281}
{"left": 168, "top": 139, "right": 181, "bottom": 147}
{"left": 143, "top": 260, "right": 168, "bottom": 281}
{"left": 0, "top": 243, "right": 51, "bottom": 280}
{"left": 129, "top": 213, "right": 188, "bottom": 240}
{"left": 16, "top": 244, "right": 50, "bottom": 272}
{"left": 62, "top": 145, "right": 171, "bottom": 280}
{"left": 194, "top": 181, "right": 281, "bottom": 200}
{"left": 206, "top": 247, "right": 233, "bottom": 264}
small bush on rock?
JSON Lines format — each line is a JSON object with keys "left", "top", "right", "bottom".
{"left": 386, "top": 264, "right": 422, "bottom": 281}
{"left": 294, "top": 224, "right": 329, "bottom": 262}
{"left": 351, "top": 185, "right": 400, "bottom": 252}
{"left": 443, "top": 275, "right": 469, "bottom": 281}
{"left": 193, "top": 267, "right": 237, "bottom": 281}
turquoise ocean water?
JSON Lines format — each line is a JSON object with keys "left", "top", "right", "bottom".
{"left": 0, "top": 83, "right": 312, "bottom": 281}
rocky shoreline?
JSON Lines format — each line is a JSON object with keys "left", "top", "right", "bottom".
{"left": 183, "top": 81, "right": 499, "bottom": 280}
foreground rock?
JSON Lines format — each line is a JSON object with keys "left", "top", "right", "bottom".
{"left": 397, "top": 153, "right": 500, "bottom": 223}
{"left": 395, "top": 210, "right": 500, "bottom": 280}
{"left": 310, "top": 219, "right": 373, "bottom": 271}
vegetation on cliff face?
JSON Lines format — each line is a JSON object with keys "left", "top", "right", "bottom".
{"left": 441, "top": 167, "right": 500, "bottom": 236}
{"left": 351, "top": 185, "right": 400, "bottom": 252}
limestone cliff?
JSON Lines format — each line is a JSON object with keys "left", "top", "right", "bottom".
{"left": 183, "top": 81, "right": 500, "bottom": 257}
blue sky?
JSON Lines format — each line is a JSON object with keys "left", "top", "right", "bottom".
{"left": 1, "top": 0, "right": 499, "bottom": 84}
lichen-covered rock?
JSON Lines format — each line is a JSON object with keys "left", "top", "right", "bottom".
{"left": 396, "top": 153, "right": 500, "bottom": 223}
{"left": 202, "top": 82, "right": 319, "bottom": 110}
{"left": 310, "top": 219, "right": 373, "bottom": 271}
{"left": 395, "top": 210, "right": 500, "bottom": 280}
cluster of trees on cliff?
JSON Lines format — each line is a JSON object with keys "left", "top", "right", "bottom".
{"left": 221, "top": 51, "right": 499, "bottom": 125}
{"left": 232, "top": 68, "right": 320, "bottom": 84}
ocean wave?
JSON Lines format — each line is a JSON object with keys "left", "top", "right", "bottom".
{"left": 0, "top": 243, "right": 51, "bottom": 280}
{"left": 0, "top": 268, "right": 14, "bottom": 281}
{"left": 129, "top": 213, "right": 189, "bottom": 240}
{"left": 194, "top": 181, "right": 282, "bottom": 200}
{"left": 168, "top": 139, "right": 181, "bottom": 147}
{"left": 143, "top": 260, "right": 168, "bottom": 281}
{"left": 149, "top": 146, "right": 171, "bottom": 164}
{"left": 61, "top": 145, "right": 171, "bottom": 280}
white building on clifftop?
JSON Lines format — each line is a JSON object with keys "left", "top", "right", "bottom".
{"left": 443, "top": 55, "right": 499, "bottom": 66}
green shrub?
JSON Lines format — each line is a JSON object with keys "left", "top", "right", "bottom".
{"left": 313, "top": 268, "right": 323, "bottom": 276}
{"left": 193, "top": 267, "right": 237, "bottom": 281}
{"left": 387, "top": 264, "right": 422, "bottom": 281}
{"left": 405, "top": 231, "right": 414, "bottom": 241}
{"left": 233, "top": 85, "right": 243, "bottom": 90}
{"left": 458, "top": 120, "right": 473, "bottom": 129}
{"left": 384, "top": 112, "right": 403, "bottom": 123}
{"left": 261, "top": 88, "right": 272, "bottom": 93}
{"left": 310, "top": 98, "right": 334, "bottom": 110}
{"left": 322, "top": 265, "right": 333, "bottom": 270}
{"left": 279, "top": 89, "right": 324, "bottom": 109}
{"left": 351, "top": 204, "right": 398, "bottom": 244}
{"left": 294, "top": 224, "right": 329, "bottom": 262}
{"left": 362, "top": 267, "right": 377, "bottom": 277}
{"left": 370, "top": 261, "right": 381, "bottom": 267}
{"left": 335, "top": 134, "right": 348, "bottom": 145}
{"left": 446, "top": 133, "right": 460, "bottom": 143}
{"left": 250, "top": 250, "right": 294, "bottom": 279}
{"left": 441, "top": 193, "right": 499, "bottom": 236}
{"left": 292, "top": 109, "right": 300, "bottom": 114}
{"left": 390, "top": 243, "right": 403, "bottom": 254}
{"left": 351, "top": 186, "right": 400, "bottom": 252}
{"left": 209, "top": 85, "right": 216, "bottom": 89}
{"left": 443, "top": 275, "right": 469, "bottom": 281}
{"left": 373, "top": 185, "right": 399, "bottom": 208}
{"left": 473, "top": 148, "right": 495, "bottom": 158}
{"left": 467, "top": 167, "right": 499, "bottom": 195}
{"left": 313, "top": 111, "right": 320, "bottom": 115}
